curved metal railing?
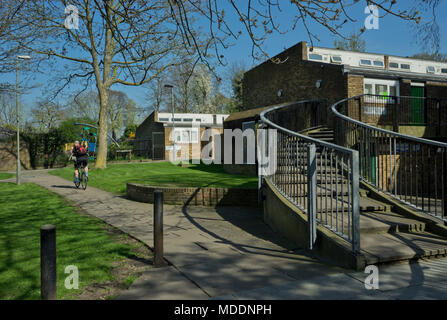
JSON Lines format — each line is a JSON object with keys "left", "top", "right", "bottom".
{"left": 259, "top": 99, "right": 360, "bottom": 253}
{"left": 332, "top": 94, "right": 447, "bottom": 222}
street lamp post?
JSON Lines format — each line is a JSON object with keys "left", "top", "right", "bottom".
{"left": 15, "top": 55, "right": 31, "bottom": 185}
{"left": 163, "top": 84, "right": 175, "bottom": 162}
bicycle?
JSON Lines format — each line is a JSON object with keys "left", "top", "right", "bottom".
{"left": 70, "top": 155, "right": 88, "bottom": 190}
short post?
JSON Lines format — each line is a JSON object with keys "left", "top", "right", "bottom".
{"left": 153, "top": 190, "right": 167, "bottom": 267}
{"left": 41, "top": 224, "right": 56, "bottom": 300}
{"left": 307, "top": 144, "right": 317, "bottom": 250}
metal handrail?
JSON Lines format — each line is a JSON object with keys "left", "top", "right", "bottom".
{"left": 259, "top": 99, "right": 360, "bottom": 253}
{"left": 332, "top": 94, "right": 447, "bottom": 222}
{"left": 260, "top": 100, "right": 356, "bottom": 153}
{"left": 331, "top": 95, "right": 447, "bottom": 148}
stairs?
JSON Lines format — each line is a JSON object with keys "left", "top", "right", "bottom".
{"left": 304, "top": 127, "right": 447, "bottom": 266}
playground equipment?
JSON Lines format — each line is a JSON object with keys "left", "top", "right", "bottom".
{"left": 74, "top": 123, "right": 121, "bottom": 160}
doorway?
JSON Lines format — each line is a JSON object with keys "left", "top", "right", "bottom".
{"left": 411, "top": 85, "right": 425, "bottom": 125}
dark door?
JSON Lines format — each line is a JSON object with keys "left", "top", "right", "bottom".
{"left": 411, "top": 86, "right": 425, "bottom": 125}
{"left": 152, "top": 132, "right": 165, "bottom": 160}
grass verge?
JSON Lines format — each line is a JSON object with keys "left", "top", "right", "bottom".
{"left": 0, "top": 182, "right": 152, "bottom": 300}
{"left": 50, "top": 162, "right": 257, "bottom": 194}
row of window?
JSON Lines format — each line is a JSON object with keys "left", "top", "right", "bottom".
{"left": 364, "top": 83, "right": 397, "bottom": 96}
{"left": 308, "top": 53, "right": 447, "bottom": 75}
{"left": 159, "top": 117, "right": 202, "bottom": 122}
{"left": 173, "top": 128, "right": 199, "bottom": 144}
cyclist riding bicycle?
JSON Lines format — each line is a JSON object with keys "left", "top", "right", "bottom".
{"left": 70, "top": 140, "right": 89, "bottom": 184}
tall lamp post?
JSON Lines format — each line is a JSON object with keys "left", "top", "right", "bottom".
{"left": 15, "top": 55, "right": 31, "bottom": 185}
{"left": 163, "top": 84, "right": 175, "bottom": 162}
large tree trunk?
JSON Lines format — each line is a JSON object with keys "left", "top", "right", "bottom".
{"left": 95, "top": 88, "right": 109, "bottom": 169}
{"left": 94, "top": 3, "right": 114, "bottom": 169}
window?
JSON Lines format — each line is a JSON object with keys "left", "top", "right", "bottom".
{"left": 360, "top": 59, "right": 372, "bottom": 66}
{"left": 173, "top": 118, "right": 182, "bottom": 122}
{"left": 363, "top": 79, "right": 400, "bottom": 102}
{"left": 400, "top": 64, "right": 411, "bottom": 70}
{"left": 309, "top": 53, "right": 323, "bottom": 61}
{"left": 158, "top": 118, "right": 169, "bottom": 122}
{"left": 183, "top": 118, "right": 193, "bottom": 122}
{"left": 375, "top": 84, "right": 388, "bottom": 96}
{"left": 389, "top": 62, "right": 399, "bottom": 69}
{"left": 427, "top": 66, "right": 436, "bottom": 74}
{"left": 442, "top": 69, "right": 447, "bottom": 74}
{"left": 373, "top": 61, "right": 384, "bottom": 67}
{"left": 196, "top": 119, "right": 202, "bottom": 122}
{"left": 173, "top": 128, "right": 199, "bottom": 144}
{"left": 331, "top": 55, "right": 342, "bottom": 63}
{"left": 389, "top": 86, "right": 397, "bottom": 96}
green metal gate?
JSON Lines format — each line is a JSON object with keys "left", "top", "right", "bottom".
{"left": 411, "top": 86, "right": 425, "bottom": 125}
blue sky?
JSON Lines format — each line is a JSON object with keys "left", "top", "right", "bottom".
{"left": 2, "top": 0, "right": 446, "bottom": 122}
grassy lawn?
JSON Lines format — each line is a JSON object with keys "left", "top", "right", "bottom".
{"left": 0, "top": 173, "right": 14, "bottom": 180}
{"left": 0, "top": 182, "right": 150, "bottom": 300}
{"left": 50, "top": 162, "right": 258, "bottom": 194}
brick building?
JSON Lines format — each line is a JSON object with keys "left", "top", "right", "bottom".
{"left": 242, "top": 41, "right": 447, "bottom": 116}
{"left": 135, "top": 111, "right": 228, "bottom": 161}
{"left": 223, "top": 41, "right": 447, "bottom": 175}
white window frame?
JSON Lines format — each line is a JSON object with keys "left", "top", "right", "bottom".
{"left": 400, "top": 63, "right": 411, "bottom": 70}
{"left": 360, "top": 59, "right": 372, "bottom": 66}
{"left": 331, "top": 55, "right": 342, "bottom": 63}
{"left": 308, "top": 53, "right": 323, "bottom": 61}
{"left": 363, "top": 78, "right": 400, "bottom": 103}
{"left": 173, "top": 127, "right": 199, "bottom": 144}
{"left": 373, "top": 60, "right": 384, "bottom": 68}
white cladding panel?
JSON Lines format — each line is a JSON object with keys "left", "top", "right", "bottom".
{"left": 157, "top": 113, "right": 229, "bottom": 125}
{"left": 307, "top": 47, "right": 447, "bottom": 76}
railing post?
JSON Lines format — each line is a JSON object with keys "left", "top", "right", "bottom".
{"left": 443, "top": 150, "right": 447, "bottom": 222}
{"left": 437, "top": 99, "right": 441, "bottom": 137}
{"left": 357, "top": 98, "right": 362, "bottom": 122}
{"left": 154, "top": 190, "right": 167, "bottom": 267}
{"left": 307, "top": 144, "right": 317, "bottom": 250}
{"left": 393, "top": 98, "right": 399, "bottom": 133}
{"left": 41, "top": 224, "right": 57, "bottom": 300}
{"left": 257, "top": 121, "right": 265, "bottom": 205}
{"left": 350, "top": 151, "right": 360, "bottom": 254}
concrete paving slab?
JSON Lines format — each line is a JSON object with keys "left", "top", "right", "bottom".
{"left": 382, "top": 283, "right": 447, "bottom": 300}
{"left": 361, "top": 234, "right": 424, "bottom": 263}
{"left": 213, "top": 273, "right": 388, "bottom": 300}
{"left": 178, "top": 261, "right": 297, "bottom": 297}
{"left": 118, "top": 266, "right": 209, "bottom": 300}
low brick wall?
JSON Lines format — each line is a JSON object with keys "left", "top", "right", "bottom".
{"left": 127, "top": 183, "right": 259, "bottom": 207}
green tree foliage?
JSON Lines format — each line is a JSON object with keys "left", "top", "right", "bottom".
{"left": 225, "top": 65, "right": 246, "bottom": 113}
{"left": 334, "top": 32, "right": 366, "bottom": 52}
{"left": 410, "top": 52, "right": 447, "bottom": 62}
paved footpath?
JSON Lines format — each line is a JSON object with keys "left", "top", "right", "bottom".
{"left": 8, "top": 170, "right": 447, "bottom": 300}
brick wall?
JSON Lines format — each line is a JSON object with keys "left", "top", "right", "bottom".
{"left": 127, "top": 183, "right": 259, "bottom": 207}
{"left": 164, "top": 127, "right": 223, "bottom": 162}
{"left": 0, "top": 141, "right": 31, "bottom": 171}
{"left": 135, "top": 112, "right": 165, "bottom": 158}
{"left": 242, "top": 42, "right": 348, "bottom": 119}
